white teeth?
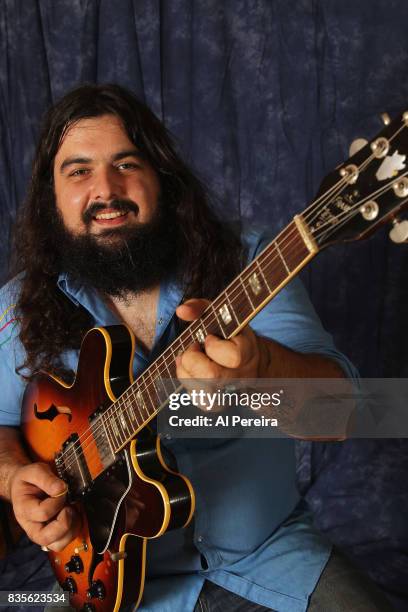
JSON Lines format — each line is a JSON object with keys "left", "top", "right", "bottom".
{"left": 94, "top": 211, "right": 127, "bottom": 220}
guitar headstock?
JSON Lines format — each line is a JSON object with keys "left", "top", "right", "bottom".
{"left": 307, "top": 110, "right": 408, "bottom": 249}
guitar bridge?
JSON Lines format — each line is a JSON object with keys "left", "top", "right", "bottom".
{"left": 55, "top": 433, "right": 93, "bottom": 499}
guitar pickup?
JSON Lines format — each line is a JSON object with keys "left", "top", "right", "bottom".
{"left": 55, "top": 433, "right": 93, "bottom": 499}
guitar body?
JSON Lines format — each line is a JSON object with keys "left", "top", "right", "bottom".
{"left": 21, "top": 325, "right": 195, "bottom": 612}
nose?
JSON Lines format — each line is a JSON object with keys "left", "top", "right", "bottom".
{"left": 91, "top": 166, "right": 124, "bottom": 202}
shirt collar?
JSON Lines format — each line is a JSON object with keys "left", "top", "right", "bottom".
{"left": 57, "top": 271, "right": 185, "bottom": 351}
{"left": 57, "top": 272, "right": 119, "bottom": 325}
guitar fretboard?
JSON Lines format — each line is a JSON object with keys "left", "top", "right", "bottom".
{"left": 100, "top": 217, "right": 317, "bottom": 453}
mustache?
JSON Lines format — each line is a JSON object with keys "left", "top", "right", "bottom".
{"left": 82, "top": 199, "right": 139, "bottom": 224}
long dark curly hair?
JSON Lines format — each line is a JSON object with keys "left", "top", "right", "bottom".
{"left": 11, "top": 84, "right": 243, "bottom": 379}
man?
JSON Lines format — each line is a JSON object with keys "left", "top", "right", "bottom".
{"left": 0, "top": 84, "right": 391, "bottom": 611}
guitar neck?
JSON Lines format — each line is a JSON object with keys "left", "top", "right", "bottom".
{"left": 103, "top": 216, "right": 318, "bottom": 452}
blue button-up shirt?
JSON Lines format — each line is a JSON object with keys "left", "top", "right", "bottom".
{"left": 0, "top": 229, "right": 356, "bottom": 612}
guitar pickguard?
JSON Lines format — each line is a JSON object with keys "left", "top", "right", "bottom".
{"left": 84, "top": 450, "right": 133, "bottom": 554}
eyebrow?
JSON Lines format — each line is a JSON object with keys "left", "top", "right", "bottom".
{"left": 59, "top": 149, "right": 144, "bottom": 174}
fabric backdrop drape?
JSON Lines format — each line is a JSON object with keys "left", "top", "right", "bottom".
{"left": 1, "top": 1, "right": 408, "bottom": 608}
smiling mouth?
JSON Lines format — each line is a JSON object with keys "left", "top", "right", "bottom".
{"left": 94, "top": 210, "right": 129, "bottom": 220}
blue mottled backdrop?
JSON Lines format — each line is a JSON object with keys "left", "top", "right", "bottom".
{"left": 1, "top": 1, "right": 408, "bottom": 609}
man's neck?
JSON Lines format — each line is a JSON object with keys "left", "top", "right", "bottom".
{"left": 103, "top": 285, "right": 161, "bottom": 354}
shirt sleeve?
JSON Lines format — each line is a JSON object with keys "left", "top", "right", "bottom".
{"left": 0, "top": 279, "right": 26, "bottom": 426}
{"left": 244, "top": 228, "right": 358, "bottom": 379}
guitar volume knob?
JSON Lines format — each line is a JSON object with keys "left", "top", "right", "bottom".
{"left": 62, "top": 576, "right": 77, "bottom": 594}
{"left": 65, "top": 555, "right": 84, "bottom": 574}
{"left": 86, "top": 579, "right": 106, "bottom": 600}
{"left": 80, "top": 605, "right": 96, "bottom": 612}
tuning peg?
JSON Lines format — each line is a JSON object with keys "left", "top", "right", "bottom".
{"left": 349, "top": 138, "right": 368, "bottom": 157}
{"left": 389, "top": 218, "right": 408, "bottom": 243}
{"left": 380, "top": 112, "right": 391, "bottom": 126}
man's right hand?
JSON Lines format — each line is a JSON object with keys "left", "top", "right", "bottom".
{"left": 10, "top": 462, "right": 80, "bottom": 552}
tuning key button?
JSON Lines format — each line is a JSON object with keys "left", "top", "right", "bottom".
{"left": 393, "top": 177, "right": 408, "bottom": 198}
{"left": 349, "top": 138, "right": 368, "bottom": 157}
{"left": 381, "top": 112, "right": 391, "bottom": 126}
{"left": 86, "top": 579, "right": 106, "bottom": 600}
{"left": 371, "top": 137, "right": 389, "bottom": 159}
{"left": 62, "top": 576, "right": 77, "bottom": 594}
{"left": 360, "top": 200, "right": 379, "bottom": 221}
{"left": 389, "top": 219, "right": 408, "bottom": 243}
{"left": 339, "top": 164, "right": 359, "bottom": 184}
{"left": 65, "top": 555, "right": 84, "bottom": 574}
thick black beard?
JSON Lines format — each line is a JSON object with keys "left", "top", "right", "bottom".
{"left": 51, "top": 202, "right": 182, "bottom": 297}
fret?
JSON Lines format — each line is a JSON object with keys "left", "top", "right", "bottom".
{"left": 114, "top": 408, "right": 126, "bottom": 440}
{"left": 274, "top": 241, "right": 291, "bottom": 274}
{"left": 150, "top": 358, "right": 163, "bottom": 402}
{"left": 210, "top": 303, "right": 227, "bottom": 338}
{"left": 243, "top": 262, "right": 270, "bottom": 308}
{"left": 247, "top": 267, "right": 263, "bottom": 297}
{"left": 134, "top": 387, "right": 149, "bottom": 418}
{"left": 100, "top": 413, "right": 115, "bottom": 456}
{"left": 123, "top": 395, "right": 139, "bottom": 429}
{"left": 128, "top": 397, "right": 139, "bottom": 427}
{"left": 153, "top": 359, "right": 172, "bottom": 405}
{"left": 255, "top": 259, "right": 272, "bottom": 292}
{"left": 142, "top": 374, "right": 157, "bottom": 415}
{"left": 212, "top": 298, "right": 234, "bottom": 337}
{"left": 159, "top": 355, "right": 179, "bottom": 396}
{"left": 279, "top": 224, "right": 311, "bottom": 271}
{"left": 240, "top": 276, "right": 255, "bottom": 310}
{"left": 162, "top": 349, "right": 176, "bottom": 380}
{"left": 118, "top": 405, "right": 132, "bottom": 437}
{"left": 192, "top": 319, "right": 207, "bottom": 344}
{"left": 256, "top": 246, "right": 286, "bottom": 289}
{"left": 110, "top": 414, "right": 125, "bottom": 449}
{"left": 225, "top": 291, "right": 241, "bottom": 325}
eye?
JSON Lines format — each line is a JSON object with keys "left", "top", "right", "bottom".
{"left": 69, "top": 168, "right": 90, "bottom": 177}
{"left": 116, "top": 162, "right": 141, "bottom": 171}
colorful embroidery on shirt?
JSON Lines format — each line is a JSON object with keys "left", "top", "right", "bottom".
{"left": 0, "top": 305, "right": 19, "bottom": 347}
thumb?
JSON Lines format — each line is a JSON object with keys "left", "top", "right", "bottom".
{"left": 176, "top": 298, "right": 210, "bottom": 322}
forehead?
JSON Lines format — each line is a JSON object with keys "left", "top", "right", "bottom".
{"left": 55, "top": 114, "right": 134, "bottom": 159}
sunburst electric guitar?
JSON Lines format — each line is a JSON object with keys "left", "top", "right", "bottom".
{"left": 21, "top": 110, "right": 408, "bottom": 610}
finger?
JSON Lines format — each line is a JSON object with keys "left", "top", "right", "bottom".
{"left": 178, "top": 348, "right": 221, "bottom": 379}
{"left": 15, "top": 463, "right": 67, "bottom": 498}
{"left": 175, "top": 342, "right": 202, "bottom": 373}
{"left": 18, "top": 490, "right": 67, "bottom": 524}
{"left": 204, "top": 332, "right": 255, "bottom": 369}
{"left": 29, "top": 506, "right": 79, "bottom": 551}
{"left": 176, "top": 298, "right": 211, "bottom": 322}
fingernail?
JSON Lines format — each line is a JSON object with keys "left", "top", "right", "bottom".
{"left": 51, "top": 483, "right": 67, "bottom": 497}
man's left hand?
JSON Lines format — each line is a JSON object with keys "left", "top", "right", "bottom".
{"left": 175, "top": 298, "right": 264, "bottom": 381}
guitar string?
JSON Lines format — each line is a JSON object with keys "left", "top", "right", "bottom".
{"left": 92, "top": 123, "right": 408, "bottom": 449}
{"left": 279, "top": 118, "right": 406, "bottom": 226}
{"left": 58, "top": 156, "right": 405, "bottom": 471}
{"left": 306, "top": 121, "right": 407, "bottom": 226}
{"left": 59, "top": 169, "right": 403, "bottom": 472}
{"left": 305, "top": 166, "right": 408, "bottom": 240}
{"left": 59, "top": 176, "right": 391, "bottom": 472}
{"left": 57, "top": 122, "right": 408, "bottom": 471}
{"left": 57, "top": 236, "right": 311, "bottom": 470}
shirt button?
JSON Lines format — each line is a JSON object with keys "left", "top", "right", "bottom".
{"left": 197, "top": 535, "right": 203, "bottom": 543}
{"left": 158, "top": 317, "right": 163, "bottom": 326}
